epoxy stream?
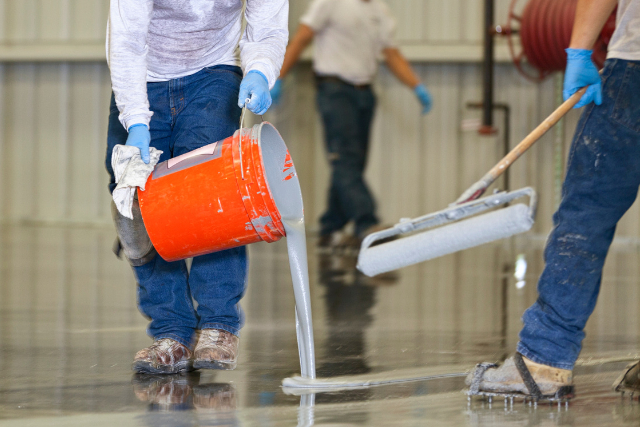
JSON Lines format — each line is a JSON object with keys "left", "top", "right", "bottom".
{"left": 257, "top": 123, "right": 316, "bottom": 379}
{"left": 283, "top": 217, "right": 316, "bottom": 379}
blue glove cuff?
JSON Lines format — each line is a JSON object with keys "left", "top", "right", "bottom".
{"left": 414, "top": 83, "right": 426, "bottom": 95}
{"left": 246, "top": 70, "right": 268, "bottom": 85}
{"left": 128, "top": 123, "right": 148, "bottom": 131}
{"left": 565, "top": 48, "right": 593, "bottom": 60}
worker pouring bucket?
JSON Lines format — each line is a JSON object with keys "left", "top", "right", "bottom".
{"left": 138, "top": 122, "right": 300, "bottom": 261}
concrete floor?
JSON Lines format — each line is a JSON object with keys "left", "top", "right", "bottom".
{"left": 1, "top": 224, "right": 640, "bottom": 426}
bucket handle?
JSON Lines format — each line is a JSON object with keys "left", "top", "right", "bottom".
{"left": 238, "top": 99, "right": 264, "bottom": 180}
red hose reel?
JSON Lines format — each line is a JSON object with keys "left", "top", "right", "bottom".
{"left": 502, "top": 0, "right": 617, "bottom": 82}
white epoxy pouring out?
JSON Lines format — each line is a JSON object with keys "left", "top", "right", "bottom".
{"left": 258, "top": 124, "right": 316, "bottom": 379}
{"left": 283, "top": 218, "right": 316, "bottom": 379}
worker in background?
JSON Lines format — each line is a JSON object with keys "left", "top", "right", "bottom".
{"left": 271, "top": 0, "right": 433, "bottom": 251}
{"left": 105, "top": 0, "right": 287, "bottom": 374}
{"left": 467, "top": 0, "right": 640, "bottom": 399}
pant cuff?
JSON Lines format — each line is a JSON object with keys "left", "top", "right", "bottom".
{"left": 516, "top": 342, "right": 575, "bottom": 371}
{"left": 154, "top": 333, "right": 195, "bottom": 349}
{"left": 200, "top": 323, "right": 241, "bottom": 338}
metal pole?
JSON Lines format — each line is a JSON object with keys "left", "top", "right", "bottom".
{"left": 500, "top": 104, "right": 510, "bottom": 192}
{"left": 482, "top": 0, "right": 495, "bottom": 131}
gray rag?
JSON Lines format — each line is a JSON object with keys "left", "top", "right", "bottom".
{"left": 111, "top": 145, "right": 162, "bottom": 219}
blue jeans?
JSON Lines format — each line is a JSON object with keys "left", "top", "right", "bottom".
{"left": 517, "top": 59, "right": 640, "bottom": 370}
{"left": 316, "top": 79, "right": 379, "bottom": 237}
{"left": 105, "top": 65, "right": 247, "bottom": 347}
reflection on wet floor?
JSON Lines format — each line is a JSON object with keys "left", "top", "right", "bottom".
{"left": 1, "top": 224, "right": 640, "bottom": 426}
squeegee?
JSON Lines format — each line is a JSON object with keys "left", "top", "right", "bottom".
{"left": 357, "top": 87, "right": 587, "bottom": 277}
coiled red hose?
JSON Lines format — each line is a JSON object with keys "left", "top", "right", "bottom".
{"left": 518, "top": 0, "right": 616, "bottom": 73}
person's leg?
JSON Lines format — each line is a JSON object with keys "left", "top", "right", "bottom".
{"left": 105, "top": 94, "right": 129, "bottom": 194}
{"left": 353, "top": 87, "right": 378, "bottom": 237}
{"left": 169, "top": 66, "right": 246, "bottom": 370}
{"left": 317, "top": 82, "right": 352, "bottom": 237}
{"left": 316, "top": 82, "right": 378, "bottom": 237}
{"left": 133, "top": 257, "right": 197, "bottom": 346}
{"left": 467, "top": 59, "right": 640, "bottom": 398}
{"left": 518, "top": 59, "right": 640, "bottom": 370}
{"left": 106, "top": 84, "right": 199, "bottom": 354}
{"left": 170, "top": 65, "right": 247, "bottom": 340}
{"left": 324, "top": 186, "right": 347, "bottom": 235}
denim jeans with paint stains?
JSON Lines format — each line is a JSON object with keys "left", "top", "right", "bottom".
{"left": 105, "top": 65, "right": 247, "bottom": 347}
{"left": 517, "top": 59, "right": 640, "bottom": 370}
{"left": 316, "top": 79, "right": 379, "bottom": 237}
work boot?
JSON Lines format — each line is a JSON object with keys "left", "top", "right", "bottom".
{"left": 613, "top": 361, "right": 640, "bottom": 394}
{"left": 466, "top": 352, "right": 574, "bottom": 400}
{"left": 193, "top": 329, "right": 239, "bottom": 370}
{"left": 133, "top": 338, "right": 193, "bottom": 374}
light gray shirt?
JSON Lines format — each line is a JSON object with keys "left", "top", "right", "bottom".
{"left": 301, "top": 0, "right": 396, "bottom": 85}
{"left": 107, "top": 0, "right": 289, "bottom": 130}
{"left": 607, "top": 0, "right": 640, "bottom": 61}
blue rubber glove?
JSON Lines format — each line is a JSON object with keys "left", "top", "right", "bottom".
{"left": 238, "top": 70, "right": 272, "bottom": 115}
{"left": 270, "top": 79, "right": 283, "bottom": 105}
{"left": 126, "top": 124, "right": 151, "bottom": 164}
{"left": 563, "top": 48, "right": 602, "bottom": 109}
{"left": 414, "top": 84, "right": 433, "bottom": 114}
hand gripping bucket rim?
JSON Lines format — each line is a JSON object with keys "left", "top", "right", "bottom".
{"left": 138, "top": 122, "right": 303, "bottom": 261}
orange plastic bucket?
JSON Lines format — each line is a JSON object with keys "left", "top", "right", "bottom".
{"left": 138, "top": 122, "right": 297, "bottom": 261}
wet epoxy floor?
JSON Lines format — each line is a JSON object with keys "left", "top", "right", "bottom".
{"left": 2, "top": 224, "right": 640, "bottom": 426}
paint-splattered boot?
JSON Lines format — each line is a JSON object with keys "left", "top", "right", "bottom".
{"left": 466, "top": 352, "right": 575, "bottom": 401}
{"left": 193, "top": 329, "right": 239, "bottom": 370}
{"left": 132, "top": 338, "right": 193, "bottom": 374}
{"left": 613, "top": 361, "right": 640, "bottom": 395}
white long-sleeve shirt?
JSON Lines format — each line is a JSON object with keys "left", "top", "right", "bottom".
{"left": 107, "top": 0, "right": 289, "bottom": 130}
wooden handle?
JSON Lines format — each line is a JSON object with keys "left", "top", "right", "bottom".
{"left": 455, "top": 87, "right": 587, "bottom": 204}
{"left": 486, "top": 86, "right": 587, "bottom": 182}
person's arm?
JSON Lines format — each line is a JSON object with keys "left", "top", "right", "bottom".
{"left": 383, "top": 48, "right": 432, "bottom": 114}
{"left": 570, "top": 0, "right": 619, "bottom": 49}
{"left": 107, "top": 0, "right": 154, "bottom": 162}
{"left": 270, "top": 25, "right": 314, "bottom": 105}
{"left": 107, "top": 0, "right": 154, "bottom": 131}
{"left": 239, "top": 0, "right": 289, "bottom": 87}
{"left": 383, "top": 47, "right": 420, "bottom": 88}
{"left": 279, "top": 24, "right": 315, "bottom": 79}
{"left": 378, "top": 5, "right": 431, "bottom": 114}
{"left": 272, "top": 0, "right": 331, "bottom": 105}
{"left": 563, "top": 0, "right": 618, "bottom": 108}
{"left": 238, "top": 0, "right": 289, "bottom": 114}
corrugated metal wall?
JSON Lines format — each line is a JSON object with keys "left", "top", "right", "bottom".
{"left": 0, "top": 0, "right": 107, "bottom": 44}
{"left": 0, "top": 0, "right": 639, "bottom": 240}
